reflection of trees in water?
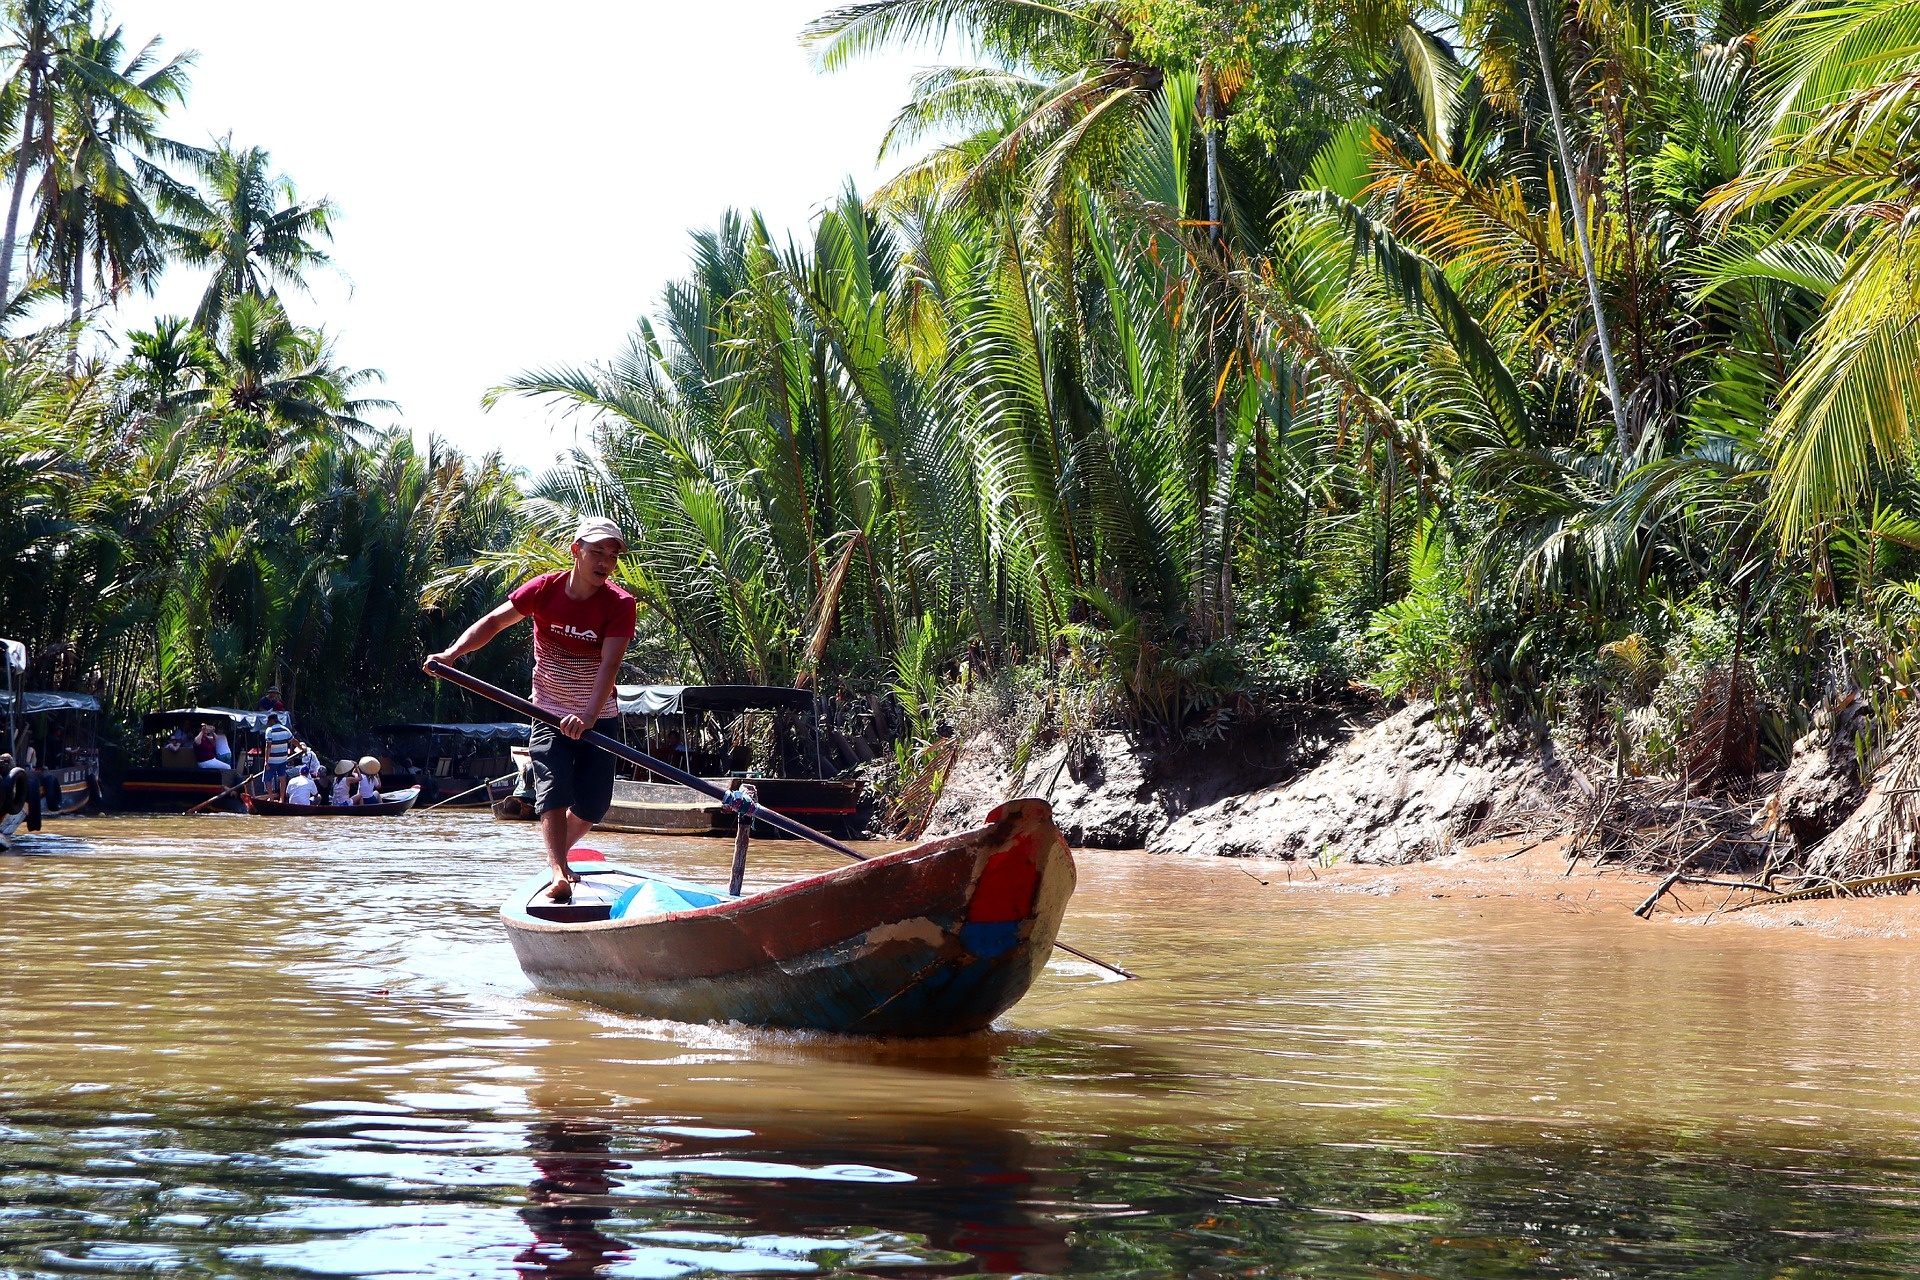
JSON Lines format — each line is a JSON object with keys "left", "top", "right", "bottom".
{"left": 514, "top": 1120, "right": 629, "bottom": 1277}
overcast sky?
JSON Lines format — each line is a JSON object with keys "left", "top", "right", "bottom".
{"left": 99, "top": 0, "right": 929, "bottom": 472}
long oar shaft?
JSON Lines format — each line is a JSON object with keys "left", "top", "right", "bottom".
{"left": 185, "top": 768, "right": 260, "bottom": 816}
{"left": 425, "top": 660, "right": 1137, "bottom": 980}
{"left": 426, "top": 660, "right": 860, "bottom": 854}
{"left": 421, "top": 771, "right": 517, "bottom": 813}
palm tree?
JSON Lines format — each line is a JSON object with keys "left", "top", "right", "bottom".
{"left": 1703, "top": 0, "right": 1920, "bottom": 543}
{"left": 157, "top": 137, "right": 334, "bottom": 331}
{"left": 121, "top": 314, "right": 213, "bottom": 412}
{"left": 30, "top": 18, "right": 193, "bottom": 346}
{"left": 195, "top": 293, "right": 390, "bottom": 447}
{"left": 0, "top": 0, "right": 77, "bottom": 303}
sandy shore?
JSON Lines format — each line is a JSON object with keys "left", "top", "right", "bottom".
{"left": 1251, "top": 835, "right": 1920, "bottom": 942}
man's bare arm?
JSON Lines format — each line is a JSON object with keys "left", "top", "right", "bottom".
{"left": 425, "top": 601, "right": 524, "bottom": 670}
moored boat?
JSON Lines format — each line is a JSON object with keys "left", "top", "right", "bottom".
{"left": 1, "top": 687, "right": 102, "bottom": 816}
{"left": 501, "top": 798, "right": 1074, "bottom": 1036}
{"left": 372, "top": 722, "right": 528, "bottom": 807}
{"left": 245, "top": 786, "right": 420, "bottom": 816}
{"left": 119, "top": 708, "right": 265, "bottom": 811}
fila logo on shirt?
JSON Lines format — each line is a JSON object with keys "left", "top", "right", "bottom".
{"left": 550, "top": 623, "right": 600, "bottom": 643}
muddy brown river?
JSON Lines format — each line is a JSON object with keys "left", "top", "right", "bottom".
{"left": 5, "top": 813, "right": 1920, "bottom": 1276}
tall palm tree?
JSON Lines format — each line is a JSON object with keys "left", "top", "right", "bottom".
{"left": 0, "top": 0, "right": 77, "bottom": 304}
{"left": 30, "top": 18, "right": 193, "bottom": 342}
{"left": 1703, "top": 0, "right": 1920, "bottom": 543}
{"left": 156, "top": 138, "right": 334, "bottom": 331}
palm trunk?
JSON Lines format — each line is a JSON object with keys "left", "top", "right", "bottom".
{"left": 65, "top": 248, "right": 80, "bottom": 374}
{"left": 1523, "top": 0, "right": 1629, "bottom": 463}
{"left": 0, "top": 58, "right": 44, "bottom": 305}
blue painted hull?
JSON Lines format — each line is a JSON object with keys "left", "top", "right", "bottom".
{"left": 501, "top": 799, "right": 1075, "bottom": 1036}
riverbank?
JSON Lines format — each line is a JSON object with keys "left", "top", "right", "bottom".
{"left": 1261, "top": 833, "right": 1920, "bottom": 941}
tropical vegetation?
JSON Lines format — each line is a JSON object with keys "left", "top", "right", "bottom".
{"left": 0, "top": 0, "right": 524, "bottom": 744}
{"left": 14, "top": 0, "right": 1920, "bottom": 794}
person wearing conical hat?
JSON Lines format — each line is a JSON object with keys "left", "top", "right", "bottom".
{"left": 330, "top": 760, "right": 354, "bottom": 806}
{"left": 353, "top": 756, "right": 381, "bottom": 805}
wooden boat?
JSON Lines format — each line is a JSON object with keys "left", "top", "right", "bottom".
{"left": 373, "top": 721, "right": 528, "bottom": 807}
{"left": 501, "top": 798, "right": 1074, "bottom": 1036}
{"left": 1, "top": 687, "right": 102, "bottom": 817}
{"left": 244, "top": 786, "right": 420, "bottom": 816}
{"left": 119, "top": 707, "right": 264, "bottom": 811}
{"left": 611, "top": 683, "right": 862, "bottom": 834}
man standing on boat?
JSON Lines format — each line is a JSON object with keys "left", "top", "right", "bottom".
{"left": 425, "top": 518, "right": 634, "bottom": 902}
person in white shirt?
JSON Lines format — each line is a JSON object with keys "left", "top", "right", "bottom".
{"left": 354, "top": 757, "right": 381, "bottom": 805}
{"left": 330, "top": 763, "right": 353, "bottom": 805}
{"left": 284, "top": 771, "right": 318, "bottom": 805}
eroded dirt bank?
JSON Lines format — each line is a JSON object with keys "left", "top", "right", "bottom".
{"left": 929, "top": 701, "right": 1582, "bottom": 860}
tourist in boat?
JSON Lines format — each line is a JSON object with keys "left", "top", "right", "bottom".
{"left": 284, "top": 768, "right": 318, "bottom": 806}
{"left": 193, "top": 723, "right": 230, "bottom": 770}
{"left": 262, "top": 713, "right": 294, "bottom": 800}
{"left": 330, "top": 761, "right": 354, "bottom": 805}
{"left": 353, "top": 756, "right": 381, "bottom": 805}
{"left": 425, "top": 517, "right": 635, "bottom": 903}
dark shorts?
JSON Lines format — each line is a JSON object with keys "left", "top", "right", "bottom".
{"left": 530, "top": 718, "right": 620, "bottom": 824}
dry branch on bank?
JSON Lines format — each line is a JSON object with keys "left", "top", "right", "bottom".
{"left": 1559, "top": 774, "right": 1783, "bottom": 877}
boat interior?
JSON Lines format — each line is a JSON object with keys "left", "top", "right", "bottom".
{"left": 520, "top": 853, "right": 729, "bottom": 924}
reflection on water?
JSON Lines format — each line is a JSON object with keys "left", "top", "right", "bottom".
{"left": 6, "top": 814, "right": 1920, "bottom": 1276}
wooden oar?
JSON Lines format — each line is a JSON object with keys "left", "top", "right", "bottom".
{"left": 184, "top": 768, "right": 261, "bottom": 816}
{"left": 420, "top": 771, "right": 517, "bottom": 813}
{"left": 425, "top": 660, "right": 1137, "bottom": 980}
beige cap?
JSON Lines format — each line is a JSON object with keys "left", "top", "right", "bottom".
{"left": 333, "top": 759, "right": 355, "bottom": 776}
{"left": 573, "top": 516, "right": 626, "bottom": 549}
{"left": 357, "top": 756, "right": 381, "bottom": 775}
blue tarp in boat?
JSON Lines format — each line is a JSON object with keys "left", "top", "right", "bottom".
{"left": 609, "top": 878, "right": 726, "bottom": 920}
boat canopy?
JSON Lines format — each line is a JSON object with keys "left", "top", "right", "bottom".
{"left": 617, "top": 684, "right": 816, "bottom": 716}
{"left": 373, "top": 722, "right": 531, "bottom": 744}
{"left": 0, "top": 690, "right": 99, "bottom": 714}
{"left": 140, "top": 706, "right": 272, "bottom": 733}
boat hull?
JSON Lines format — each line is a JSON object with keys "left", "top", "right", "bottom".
{"left": 32, "top": 766, "right": 97, "bottom": 816}
{"left": 244, "top": 787, "right": 420, "bottom": 816}
{"left": 118, "top": 766, "right": 244, "bottom": 811}
{"left": 502, "top": 798, "right": 1074, "bottom": 1036}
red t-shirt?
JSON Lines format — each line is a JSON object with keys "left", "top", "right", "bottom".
{"left": 508, "top": 570, "right": 637, "bottom": 719}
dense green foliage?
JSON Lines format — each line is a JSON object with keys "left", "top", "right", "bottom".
{"left": 15, "top": 0, "right": 1920, "bottom": 778}
{"left": 0, "top": 0, "right": 524, "bottom": 739}
{"left": 501, "top": 0, "right": 1920, "bottom": 781}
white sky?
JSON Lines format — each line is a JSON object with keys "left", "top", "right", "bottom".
{"left": 95, "top": 0, "right": 932, "bottom": 472}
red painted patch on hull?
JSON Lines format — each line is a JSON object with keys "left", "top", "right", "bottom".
{"left": 967, "top": 831, "right": 1041, "bottom": 923}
